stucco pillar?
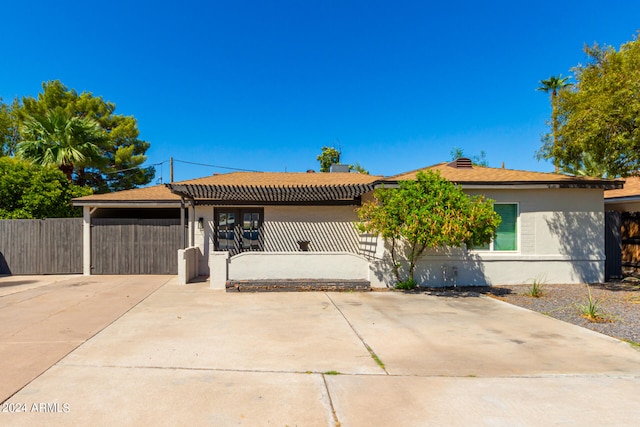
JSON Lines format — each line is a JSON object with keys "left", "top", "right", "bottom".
{"left": 209, "top": 251, "right": 229, "bottom": 290}
{"left": 82, "top": 206, "right": 91, "bottom": 276}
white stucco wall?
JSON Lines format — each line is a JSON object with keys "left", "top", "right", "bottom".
{"left": 177, "top": 246, "right": 199, "bottom": 285}
{"left": 228, "top": 252, "right": 370, "bottom": 280}
{"left": 266, "top": 205, "right": 359, "bottom": 222}
{"left": 193, "top": 206, "right": 214, "bottom": 276}
{"left": 193, "top": 204, "right": 362, "bottom": 276}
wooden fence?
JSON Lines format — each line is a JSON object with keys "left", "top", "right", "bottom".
{"left": 0, "top": 218, "right": 83, "bottom": 275}
{"left": 91, "top": 218, "right": 184, "bottom": 274}
{"left": 621, "top": 212, "right": 640, "bottom": 270}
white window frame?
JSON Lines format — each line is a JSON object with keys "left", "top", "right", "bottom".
{"left": 474, "top": 202, "right": 520, "bottom": 252}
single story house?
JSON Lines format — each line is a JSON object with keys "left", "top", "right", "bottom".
{"left": 73, "top": 159, "right": 622, "bottom": 288}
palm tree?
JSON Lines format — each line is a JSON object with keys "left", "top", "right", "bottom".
{"left": 17, "top": 109, "right": 105, "bottom": 181}
{"left": 562, "top": 152, "right": 609, "bottom": 178}
{"left": 537, "top": 75, "right": 572, "bottom": 172}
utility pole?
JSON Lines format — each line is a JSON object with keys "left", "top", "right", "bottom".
{"left": 170, "top": 157, "right": 174, "bottom": 183}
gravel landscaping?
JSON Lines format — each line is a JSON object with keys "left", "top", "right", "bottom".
{"left": 421, "top": 277, "right": 640, "bottom": 346}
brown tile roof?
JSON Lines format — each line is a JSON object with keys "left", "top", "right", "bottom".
{"left": 74, "top": 162, "right": 623, "bottom": 206}
{"left": 73, "top": 172, "right": 381, "bottom": 204}
{"left": 73, "top": 183, "right": 181, "bottom": 203}
{"left": 388, "top": 161, "right": 623, "bottom": 188}
{"left": 605, "top": 176, "right": 640, "bottom": 199}
{"left": 177, "top": 171, "right": 381, "bottom": 186}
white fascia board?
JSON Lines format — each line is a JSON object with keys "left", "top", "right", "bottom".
{"left": 605, "top": 196, "right": 640, "bottom": 204}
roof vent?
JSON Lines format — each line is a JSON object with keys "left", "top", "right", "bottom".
{"left": 306, "top": 169, "right": 315, "bottom": 173}
{"left": 447, "top": 158, "right": 473, "bottom": 169}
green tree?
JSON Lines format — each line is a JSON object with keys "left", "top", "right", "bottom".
{"left": 317, "top": 146, "right": 341, "bottom": 172}
{"left": 349, "top": 162, "right": 369, "bottom": 174}
{"left": 0, "top": 98, "right": 20, "bottom": 156}
{"left": 536, "top": 75, "right": 572, "bottom": 172}
{"left": 538, "top": 35, "right": 640, "bottom": 177}
{"left": 0, "top": 157, "right": 91, "bottom": 218}
{"left": 17, "top": 80, "right": 154, "bottom": 192}
{"left": 17, "top": 109, "right": 106, "bottom": 181}
{"left": 317, "top": 146, "right": 369, "bottom": 173}
{"left": 357, "top": 171, "right": 501, "bottom": 285}
{"left": 450, "top": 147, "right": 489, "bottom": 167}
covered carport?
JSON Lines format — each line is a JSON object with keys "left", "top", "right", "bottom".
{"left": 73, "top": 185, "right": 190, "bottom": 275}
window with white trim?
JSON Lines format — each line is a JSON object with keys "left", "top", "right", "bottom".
{"left": 475, "top": 203, "right": 518, "bottom": 251}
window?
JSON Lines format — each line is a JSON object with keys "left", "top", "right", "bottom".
{"left": 474, "top": 203, "right": 518, "bottom": 252}
{"left": 214, "top": 208, "right": 263, "bottom": 254}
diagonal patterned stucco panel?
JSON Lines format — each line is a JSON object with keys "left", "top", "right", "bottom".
{"left": 261, "top": 221, "right": 361, "bottom": 252}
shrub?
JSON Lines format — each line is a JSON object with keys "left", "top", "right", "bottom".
{"left": 526, "top": 274, "right": 546, "bottom": 298}
{"left": 395, "top": 278, "right": 417, "bottom": 290}
{"left": 579, "top": 285, "right": 602, "bottom": 322}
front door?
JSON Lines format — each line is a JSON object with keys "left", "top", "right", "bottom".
{"left": 214, "top": 208, "right": 263, "bottom": 254}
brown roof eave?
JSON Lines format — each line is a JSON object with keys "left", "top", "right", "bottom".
{"left": 375, "top": 179, "right": 623, "bottom": 190}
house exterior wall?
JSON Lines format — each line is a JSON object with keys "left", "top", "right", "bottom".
{"left": 193, "top": 206, "right": 214, "bottom": 276}
{"left": 399, "top": 188, "right": 606, "bottom": 286}
{"left": 193, "top": 204, "right": 362, "bottom": 276}
{"left": 262, "top": 205, "right": 361, "bottom": 252}
{"left": 194, "top": 188, "right": 605, "bottom": 286}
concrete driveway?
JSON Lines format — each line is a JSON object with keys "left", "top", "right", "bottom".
{"left": 1, "top": 277, "right": 640, "bottom": 426}
{"left": 0, "top": 274, "right": 172, "bottom": 404}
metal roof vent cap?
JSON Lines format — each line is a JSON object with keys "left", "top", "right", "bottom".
{"left": 447, "top": 158, "right": 473, "bottom": 168}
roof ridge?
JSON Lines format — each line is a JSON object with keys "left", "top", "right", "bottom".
{"left": 385, "top": 161, "right": 448, "bottom": 179}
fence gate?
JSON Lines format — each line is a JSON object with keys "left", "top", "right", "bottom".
{"left": 91, "top": 218, "right": 184, "bottom": 274}
{"left": 0, "top": 218, "right": 83, "bottom": 275}
{"left": 604, "top": 211, "right": 622, "bottom": 281}
{"left": 621, "top": 211, "right": 640, "bottom": 271}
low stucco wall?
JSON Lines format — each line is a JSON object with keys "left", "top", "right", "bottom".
{"left": 367, "top": 250, "right": 605, "bottom": 287}
{"left": 413, "top": 256, "right": 604, "bottom": 286}
{"left": 228, "top": 252, "right": 371, "bottom": 281}
{"left": 177, "top": 247, "right": 199, "bottom": 285}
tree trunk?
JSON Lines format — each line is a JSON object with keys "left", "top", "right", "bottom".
{"left": 59, "top": 164, "right": 74, "bottom": 182}
{"left": 390, "top": 238, "right": 403, "bottom": 283}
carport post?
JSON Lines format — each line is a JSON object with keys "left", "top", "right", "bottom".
{"left": 188, "top": 201, "right": 195, "bottom": 247}
{"left": 180, "top": 199, "right": 186, "bottom": 249}
{"left": 82, "top": 206, "right": 91, "bottom": 275}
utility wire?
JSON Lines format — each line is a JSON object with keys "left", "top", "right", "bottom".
{"left": 103, "top": 158, "right": 261, "bottom": 176}
{"left": 102, "top": 161, "right": 165, "bottom": 174}
{"left": 173, "top": 159, "right": 261, "bottom": 172}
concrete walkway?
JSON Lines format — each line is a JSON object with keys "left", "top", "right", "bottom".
{"left": 1, "top": 278, "right": 640, "bottom": 426}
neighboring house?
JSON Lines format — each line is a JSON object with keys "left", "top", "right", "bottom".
{"left": 605, "top": 176, "right": 640, "bottom": 272}
{"left": 73, "top": 159, "right": 622, "bottom": 287}
{"left": 605, "top": 176, "right": 640, "bottom": 212}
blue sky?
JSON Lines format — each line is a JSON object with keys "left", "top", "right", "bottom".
{"left": 2, "top": 1, "right": 639, "bottom": 182}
